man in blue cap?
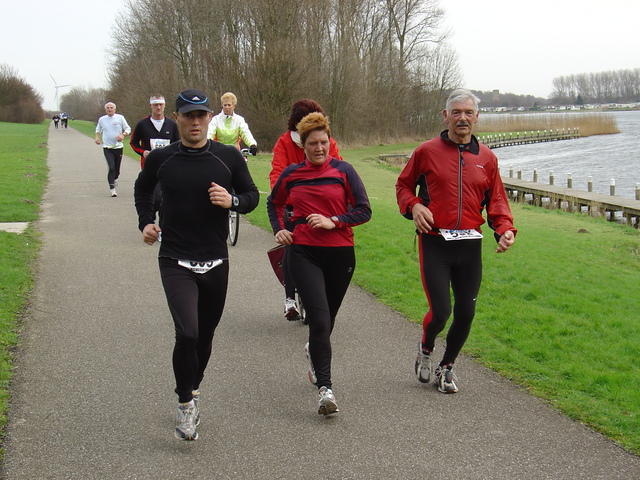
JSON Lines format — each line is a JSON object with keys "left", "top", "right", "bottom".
{"left": 134, "top": 89, "right": 260, "bottom": 440}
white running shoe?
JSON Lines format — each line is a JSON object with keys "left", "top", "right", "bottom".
{"left": 304, "top": 342, "right": 317, "bottom": 384}
{"left": 317, "top": 386, "right": 338, "bottom": 415}
{"left": 435, "top": 364, "right": 459, "bottom": 394}
{"left": 284, "top": 297, "right": 300, "bottom": 320}
{"left": 110, "top": 188, "right": 117, "bottom": 197}
{"left": 175, "top": 400, "right": 198, "bottom": 440}
{"left": 414, "top": 342, "right": 432, "bottom": 383}
{"left": 192, "top": 390, "right": 201, "bottom": 426}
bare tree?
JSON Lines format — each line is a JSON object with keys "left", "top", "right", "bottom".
{"left": 105, "top": 0, "right": 456, "bottom": 147}
{"left": 0, "top": 64, "right": 45, "bottom": 124}
{"left": 411, "top": 45, "right": 462, "bottom": 136}
{"left": 551, "top": 69, "right": 640, "bottom": 104}
{"left": 60, "top": 87, "right": 107, "bottom": 122}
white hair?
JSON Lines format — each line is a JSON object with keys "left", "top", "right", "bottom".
{"left": 445, "top": 89, "right": 480, "bottom": 113}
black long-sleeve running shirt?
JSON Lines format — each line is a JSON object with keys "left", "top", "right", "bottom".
{"left": 134, "top": 140, "right": 259, "bottom": 261}
{"left": 129, "top": 116, "right": 180, "bottom": 168}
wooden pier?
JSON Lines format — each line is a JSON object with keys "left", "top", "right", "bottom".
{"left": 479, "top": 128, "right": 580, "bottom": 149}
{"left": 502, "top": 177, "right": 640, "bottom": 228}
{"left": 378, "top": 128, "right": 581, "bottom": 166}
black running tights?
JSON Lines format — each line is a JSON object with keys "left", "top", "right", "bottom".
{"left": 290, "top": 245, "right": 355, "bottom": 390}
{"left": 419, "top": 234, "right": 482, "bottom": 366}
{"left": 159, "top": 257, "right": 229, "bottom": 403}
{"left": 102, "top": 147, "right": 123, "bottom": 189}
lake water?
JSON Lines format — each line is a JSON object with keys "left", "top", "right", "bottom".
{"left": 493, "top": 110, "right": 640, "bottom": 200}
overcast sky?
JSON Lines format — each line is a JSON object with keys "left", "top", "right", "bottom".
{"left": 2, "top": 0, "right": 639, "bottom": 111}
{"left": 441, "top": 0, "right": 640, "bottom": 98}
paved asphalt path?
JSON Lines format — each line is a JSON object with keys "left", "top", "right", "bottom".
{"left": 2, "top": 124, "right": 639, "bottom": 479}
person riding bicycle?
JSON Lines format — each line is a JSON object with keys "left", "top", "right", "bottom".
{"left": 207, "top": 92, "right": 257, "bottom": 155}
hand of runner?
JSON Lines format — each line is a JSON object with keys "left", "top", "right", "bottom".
{"left": 496, "top": 230, "right": 515, "bottom": 253}
{"left": 208, "top": 182, "right": 232, "bottom": 208}
{"left": 142, "top": 224, "right": 161, "bottom": 245}
{"left": 306, "top": 213, "right": 335, "bottom": 230}
{"left": 275, "top": 229, "right": 293, "bottom": 245}
{"left": 412, "top": 203, "right": 434, "bottom": 233}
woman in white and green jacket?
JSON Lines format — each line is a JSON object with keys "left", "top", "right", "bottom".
{"left": 207, "top": 92, "right": 257, "bottom": 154}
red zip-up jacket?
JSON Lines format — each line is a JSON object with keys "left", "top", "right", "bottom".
{"left": 268, "top": 157, "right": 371, "bottom": 247}
{"left": 269, "top": 131, "right": 342, "bottom": 189}
{"left": 396, "top": 131, "right": 516, "bottom": 240}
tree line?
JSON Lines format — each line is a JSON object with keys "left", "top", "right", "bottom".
{"left": 60, "top": 87, "right": 109, "bottom": 123}
{"left": 471, "top": 90, "right": 549, "bottom": 109}
{"left": 551, "top": 68, "right": 640, "bottom": 105}
{"left": 0, "top": 64, "right": 45, "bottom": 124}
{"left": 95, "top": 0, "right": 460, "bottom": 148}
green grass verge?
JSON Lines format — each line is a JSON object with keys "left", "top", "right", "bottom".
{"left": 0, "top": 121, "right": 48, "bottom": 458}
{"left": 11, "top": 122, "right": 640, "bottom": 456}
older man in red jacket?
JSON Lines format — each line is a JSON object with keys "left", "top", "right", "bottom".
{"left": 396, "top": 88, "right": 516, "bottom": 394}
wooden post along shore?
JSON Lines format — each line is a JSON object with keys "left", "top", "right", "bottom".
{"left": 502, "top": 171, "right": 640, "bottom": 228}
{"left": 478, "top": 128, "right": 580, "bottom": 149}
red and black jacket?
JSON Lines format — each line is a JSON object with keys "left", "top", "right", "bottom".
{"left": 268, "top": 157, "right": 371, "bottom": 247}
{"left": 396, "top": 131, "right": 516, "bottom": 240}
{"left": 130, "top": 116, "right": 180, "bottom": 168}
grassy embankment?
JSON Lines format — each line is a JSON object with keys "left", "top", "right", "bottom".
{"left": 0, "top": 121, "right": 48, "bottom": 458}
{"left": 1, "top": 118, "right": 638, "bottom": 457}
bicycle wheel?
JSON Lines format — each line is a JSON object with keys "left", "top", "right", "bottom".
{"left": 228, "top": 210, "right": 239, "bottom": 246}
{"left": 297, "top": 291, "right": 307, "bottom": 324}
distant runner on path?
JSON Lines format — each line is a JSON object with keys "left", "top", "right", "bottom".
{"left": 94, "top": 102, "right": 131, "bottom": 197}
{"left": 130, "top": 94, "right": 179, "bottom": 218}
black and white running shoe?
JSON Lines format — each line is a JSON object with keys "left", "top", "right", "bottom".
{"left": 435, "top": 364, "right": 459, "bottom": 394}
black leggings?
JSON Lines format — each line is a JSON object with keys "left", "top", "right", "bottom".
{"left": 159, "top": 257, "right": 229, "bottom": 403}
{"left": 419, "top": 234, "right": 482, "bottom": 366}
{"left": 102, "top": 148, "right": 123, "bottom": 189}
{"left": 282, "top": 208, "right": 296, "bottom": 299}
{"left": 290, "top": 245, "right": 355, "bottom": 389}
{"left": 282, "top": 245, "right": 296, "bottom": 298}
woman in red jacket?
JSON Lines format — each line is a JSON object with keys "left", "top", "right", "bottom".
{"left": 269, "top": 100, "right": 342, "bottom": 320}
{"left": 268, "top": 112, "right": 371, "bottom": 415}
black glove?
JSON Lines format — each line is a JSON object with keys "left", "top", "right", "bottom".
{"left": 249, "top": 145, "right": 258, "bottom": 156}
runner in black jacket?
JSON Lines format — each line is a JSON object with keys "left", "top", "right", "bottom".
{"left": 130, "top": 95, "right": 180, "bottom": 169}
{"left": 134, "top": 89, "right": 259, "bottom": 441}
{"left": 131, "top": 95, "right": 180, "bottom": 218}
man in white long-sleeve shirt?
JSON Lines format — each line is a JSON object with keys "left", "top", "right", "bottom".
{"left": 95, "top": 102, "right": 131, "bottom": 197}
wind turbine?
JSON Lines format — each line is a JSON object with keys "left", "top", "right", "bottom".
{"left": 50, "top": 74, "right": 70, "bottom": 111}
